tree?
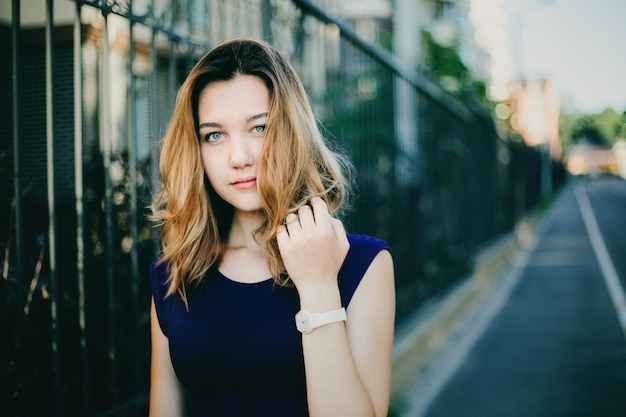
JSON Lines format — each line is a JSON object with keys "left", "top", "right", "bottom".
{"left": 559, "top": 111, "right": 579, "bottom": 150}
{"left": 561, "top": 107, "right": 626, "bottom": 148}
{"left": 595, "top": 108, "right": 621, "bottom": 144}
{"left": 616, "top": 109, "right": 626, "bottom": 140}
{"left": 570, "top": 115, "right": 608, "bottom": 146}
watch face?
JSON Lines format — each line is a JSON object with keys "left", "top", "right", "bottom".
{"left": 296, "top": 310, "right": 314, "bottom": 334}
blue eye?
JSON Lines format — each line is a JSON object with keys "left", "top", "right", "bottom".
{"left": 253, "top": 125, "right": 266, "bottom": 134}
{"left": 205, "top": 132, "right": 223, "bottom": 142}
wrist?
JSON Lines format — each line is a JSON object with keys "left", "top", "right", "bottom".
{"left": 296, "top": 281, "right": 342, "bottom": 312}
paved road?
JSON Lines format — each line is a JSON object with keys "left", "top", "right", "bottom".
{"left": 403, "top": 177, "right": 626, "bottom": 417}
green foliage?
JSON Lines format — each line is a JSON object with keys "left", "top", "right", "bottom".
{"left": 618, "top": 111, "right": 626, "bottom": 139}
{"left": 321, "top": 73, "right": 395, "bottom": 153}
{"left": 422, "top": 31, "right": 469, "bottom": 86}
{"left": 596, "top": 108, "right": 622, "bottom": 142}
{"left": 561, "top": 107, "right": 626, "bottom": 148}
{"left": 559, "top": 111, "right": 578, "bottom": 149}
{"left": 420, "top": 31, "right": 495, "bottom": 112}
{"left": 570, "top": 115, "right": 608, "bottom": 145}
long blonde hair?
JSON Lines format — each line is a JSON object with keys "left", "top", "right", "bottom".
{"left": 151, "top": 38, "right": 352, "bottom": 303}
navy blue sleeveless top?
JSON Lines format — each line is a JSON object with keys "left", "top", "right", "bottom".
{"left": 150, "top": 234, "right": 390, "bottom": 417}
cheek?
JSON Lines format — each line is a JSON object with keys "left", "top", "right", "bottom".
{"left": 200, "top": 148, "right": 220, "bottom": 184}
{"left": 252, "top": 139, "right": 265, "bottom": 165}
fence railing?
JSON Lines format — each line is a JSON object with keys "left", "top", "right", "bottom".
{"left": 1, "top": 0, "right": 549, "bottom": 416}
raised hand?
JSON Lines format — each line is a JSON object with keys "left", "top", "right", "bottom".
{"left": 276, "top": 197, "right": 350, "bottom": 298}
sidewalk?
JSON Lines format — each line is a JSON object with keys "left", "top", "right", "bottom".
{"left": 390, "top": 210, "right": 540, "bottom": 414}
{"left": 390, "top": 181, "right": 626, "bottom": 416}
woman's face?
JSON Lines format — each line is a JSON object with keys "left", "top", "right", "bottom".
{"left": 198, "top": 75, "right": 269, "bottom": 214}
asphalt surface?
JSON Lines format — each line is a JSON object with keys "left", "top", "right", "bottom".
{"left": 402, "top": 177, "right": 626, "bottom": 417}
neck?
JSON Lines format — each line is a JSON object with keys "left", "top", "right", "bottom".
{"left": 227, "top": 210, "right": 264, "bottom": 250}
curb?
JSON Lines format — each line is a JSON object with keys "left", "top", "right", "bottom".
{"left": 390, "top": 216, "right": 536, "bottom": 401}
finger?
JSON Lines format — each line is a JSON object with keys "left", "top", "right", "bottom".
{"left": 276, "top": 224, "right": 290, "bottom": 250}
{"left": 330, "top": 217, "right": 348, "bottom": 244}
{"left": 297, "top": 204, "right": 315, "bottom": 232}
{"left": 309, "top": 197, "right": 331, "bottom": 229}
{"left": 285, "top": 212, "right": 298, "bottom": 225}
{"left": 284, "top": 212, "right": 301, "bottom": 238}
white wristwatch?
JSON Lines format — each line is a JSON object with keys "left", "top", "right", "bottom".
{"left": 295, "top": 307, "right": 347, "bottom": 334}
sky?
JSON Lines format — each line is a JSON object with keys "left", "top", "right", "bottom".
{"left": 506, "top": 0, "right": 626, "bottom": 114}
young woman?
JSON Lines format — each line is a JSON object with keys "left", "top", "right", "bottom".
{"left": 149, "top": 38, "right": 395, "bottom": 417}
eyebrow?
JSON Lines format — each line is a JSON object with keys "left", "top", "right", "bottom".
{"left": 198, "top": 112, "right": 268, "bottom": 130}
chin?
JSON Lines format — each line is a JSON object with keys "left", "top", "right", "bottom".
{"left": 232, "top": 201, "right": 263, "bottom": 214}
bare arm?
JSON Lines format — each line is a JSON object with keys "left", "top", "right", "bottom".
{"left": 300, "top": 251, "right": 394, "bottom": 417}
{"left": 277, "top": 198, "right": 395, "bottom": 417}
{"left": 346, "top": 250, "right": 395, "bottom": 416}
{"left": 149, "top": 298, "right": 186, "bottom": 417}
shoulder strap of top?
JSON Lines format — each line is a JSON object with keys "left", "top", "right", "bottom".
{"left": 338, "top": 234, "right": 391, "bottom": 307}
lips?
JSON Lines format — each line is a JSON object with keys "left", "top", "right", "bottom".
{"left": 232, "top": 177, "right": 257, "bottom": 190}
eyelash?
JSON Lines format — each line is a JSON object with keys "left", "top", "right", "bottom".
{"left": 202, "top": 125, "right": 266, "bottom": 142}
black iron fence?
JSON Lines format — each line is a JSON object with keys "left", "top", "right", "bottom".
{"left": 0, "top": 0, "right": 554, "bottom": 416}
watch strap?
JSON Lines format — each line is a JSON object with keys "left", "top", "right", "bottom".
{"left": 314, "top": 307, "right": 347, "bottom": 328}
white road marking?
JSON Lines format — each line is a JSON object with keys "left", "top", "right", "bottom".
{"left": 574, "top": 185, "right": 626, "bottom": 340}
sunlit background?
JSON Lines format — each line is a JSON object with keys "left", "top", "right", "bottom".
{"left": 507, "top": 0, "right": 626, "bottom": 114}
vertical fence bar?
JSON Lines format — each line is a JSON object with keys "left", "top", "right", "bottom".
{"left": 127, "top": 0, "right": 142, "bottom": 393}
{"left": 100, "top": 11, "right": 119, "bottom": 404}
{"left": 74, "top": 2, "right": 90, "bottom": 414}
{"left": 45, "top": 0, "right": 62, "bottom": 415}
{"left": 149, "top": 0, "right": 161, "bottom": 250}
{"left": 168, "top": 0, "right": 177, "bottom": 112}
{"left": 11, "top": 0, "right": 24, "bottom": 291}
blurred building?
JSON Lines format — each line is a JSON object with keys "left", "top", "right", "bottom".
{"left": 614, "top": 140, "right": 626, "bottom": 179}
{"left": 508, "top": 77, "right": 562, "bottom": 160}
{"left": 565, "top": 144, "right": 618, "bottom": 176}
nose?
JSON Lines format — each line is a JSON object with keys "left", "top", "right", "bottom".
{"left": 229, "top": 135, "right": 254, "bottom": 169}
